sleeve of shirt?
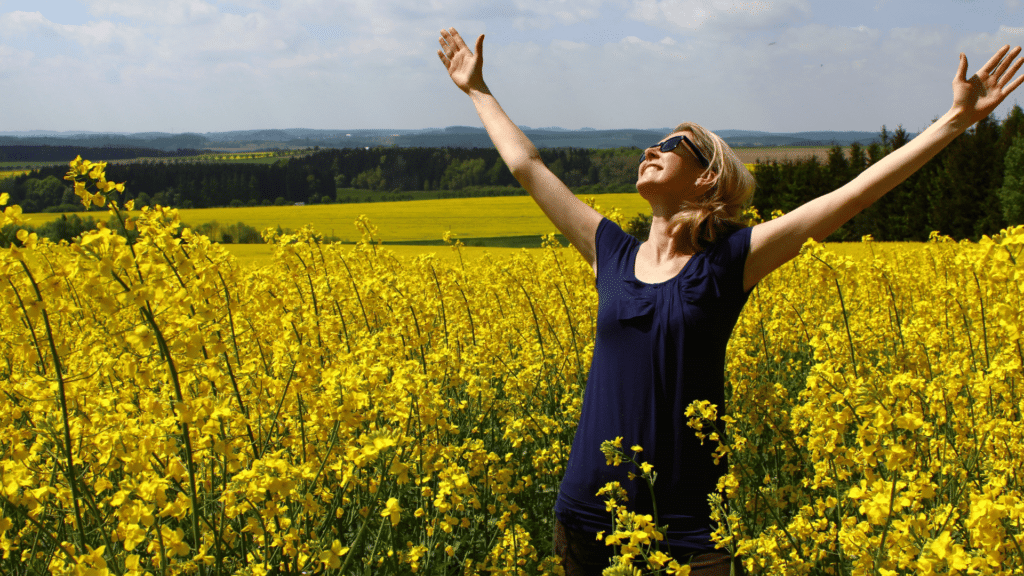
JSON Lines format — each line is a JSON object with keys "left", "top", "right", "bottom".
{"left": 594, "top": 218, "right": 636, "bottom": 282}
{"left": 706, "top": 225, "right": 754, "bottom": 300}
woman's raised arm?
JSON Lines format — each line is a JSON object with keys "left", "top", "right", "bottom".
{"left": 438, "top": 27, "right": 603, "bottom": 272}
{"left": 744, "top": 45, "right": 1024, "bottom": 291}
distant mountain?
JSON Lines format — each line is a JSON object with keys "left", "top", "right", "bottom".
{"left": 714, "top": 129, "right": 884, "bottom": 147}
{"left": 0, "top": 127, "right": 891, "bottom": 155}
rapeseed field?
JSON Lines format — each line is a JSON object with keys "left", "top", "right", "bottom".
{"left": 0, "top": 169, "right": 31, "bottom": 180}
{"left": 23, "top": 194, "right": 654, "bottom": 244}
{"left": 1, "top": 159, "right": 1022, "bottom": 575}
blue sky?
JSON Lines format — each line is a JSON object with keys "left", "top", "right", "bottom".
{"left": 1, "top": 0, "right": 1023, "bottom": 133}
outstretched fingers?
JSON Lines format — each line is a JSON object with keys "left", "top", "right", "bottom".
{"left": 438, "top": 32, "right": 452, "bottom": 62}
{"left": 997, "top": 50, "right": 1024, "bottom": 92}
{"left": 438, "top": 28, "right": 469, "bottom": 68}
{"left": 1008, "top": 61, "right": 1024, "bottom": 92}
{"left": 959, "top": 45, "right": 1024, "bottom": 97}
{"left": 451, "top": 28, "right": 469, "bottom": 50}
{"left": 992, "top": 46, "right": 1022, "bottom": 82}
{"left": 979, "top": 44, "right": 1012, "bottom": 77}
{"left": 441, "top": 28, "right": 467, "bottom": 53}
{"left": 437, "top": 26, "right": 486, "bottom": 94}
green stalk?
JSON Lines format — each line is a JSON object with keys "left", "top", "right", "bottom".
{"left": 454, "top": 280, "right": 477, "bottom": 347}
{"left": 972, "top": 271, "right": 991, "bottom": 370}
{"left": 554, "top": 283, "right": 582, "bottom": 373}
{"left": 17, "top": 261, "right": 88, "bottom": 555}
{"left": 954, "top": 298, "right": 979, "bottom": 373}
{"left": 506, "top": 271, "right": 545, "bottom": 358}
{"left": 428, "top": 263, "right": 450, "bottom": 348}
{"left": 220, "top": 351, "right": 259, "bottom": 457}
{"left": 833, "top": 277, "right": 858, "bottom": 378}
{"left": 293, "top": 252, "right": 325, "bottom": 351}
{"left": 627, "top": 452, "right": 662, "bottom": 552}
{"left": 392, "top": 283, "right": 428, "bottom": 373}
{"left": 139, "top": 303, "right": 207, "bottom": 576}
{"left": 214, "top": 268, "right": 243, "bottom": 365}
{"left": 98, "top": 253, "right": 206, "bottom": 565}
{"left": 871, "top": 475, "right": 901, "bottom": 574}
{"left": 810, "top": 254, "right": 858, "bottom": 376}
{"left": 339, "top": 256, "right": 372, "bottom": 332}
{"left": 6, "top": 277, "right": 46, "bottom": 375}
{"left": 2, "top": 499, "right": 79, "bottom": 565}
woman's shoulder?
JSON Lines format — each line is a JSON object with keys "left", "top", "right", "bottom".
{"left": 596, "top": 217, "right": 639, "bottom": 252}
{"left": 688, "top": 223, "right": 752, "bottom": 299}
{"left": 702, "top": 222, "right": 752, "bottom": 260}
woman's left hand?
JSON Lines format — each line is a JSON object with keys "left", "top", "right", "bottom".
{"left": 951, "top": 45, "right": 1024, "bottom": 127}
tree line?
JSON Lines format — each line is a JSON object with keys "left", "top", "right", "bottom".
{"left": 0, "top": 146, "right": 640, "bottom": 214}
{"left": 751, "top": 108, "right": 1024, "bottom": 241}
{"left": 3, "top": 105, "right": 1024, "bottom": 242}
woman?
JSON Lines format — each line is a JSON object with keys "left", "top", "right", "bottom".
{"left": 437, "top": 27, "right": 1023, "bottom": 575}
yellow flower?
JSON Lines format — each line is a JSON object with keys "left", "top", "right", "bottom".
{"left": 666, "top": 560, "right": 691, "bottom": 575}
{"left": 601, "top": 564, "right": 641, "bottom": 576}
{"left": 381, "top": 497, "right": 402, "bottom": 527}
{"left": 318, "top": 539, "right": 349, "bottom": 569}
{"left": 647, "top": 550, "right": 671, "bottom": 569}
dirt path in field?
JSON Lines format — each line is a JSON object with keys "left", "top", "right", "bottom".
{"left": 733, "top": 147, "right": 832, "bottom": 164}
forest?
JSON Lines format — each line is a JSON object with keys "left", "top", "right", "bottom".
{"left": 4, "top": 105, "right": 1024, "bottom": 242}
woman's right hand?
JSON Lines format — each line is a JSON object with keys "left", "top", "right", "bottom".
{"left": 438, "top": 28, "right": 487, "bottom": 94}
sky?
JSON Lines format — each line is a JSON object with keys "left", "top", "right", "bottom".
{"left": 1, "top": 0, "right": 1023, "bottom": 134}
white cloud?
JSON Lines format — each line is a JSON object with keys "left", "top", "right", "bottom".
{"left": 3, "top": 1, "right": 1023, "bottom": 133}
{"left": 1, "top": 10, "right": 49, "bottom": 32}
{"left": 481, "top": 20, "right": 998, "bottom": 133}
{"left": 0, "top": 44, "right": 34, "bottom": 76}
{"left": 0, "top": 10, "right": 145, "bottom": 53}
{"left": 777, "top": 23, "right": 880, "bottom": 55}
{"left": 627, "top": 0, "right": 811, "bottom": 33}
{"left": 507, "top": 0, "right": 606, "bottom": 28}
{"left": 89, "top": 0, "right": 220, "bottom": 25}
{"left": 955, "top": 27, "right": 1024, "bottom": 64}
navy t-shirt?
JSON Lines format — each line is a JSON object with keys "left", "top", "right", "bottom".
{"left": 554, "top": 217, "right": 754, "bottom": 553}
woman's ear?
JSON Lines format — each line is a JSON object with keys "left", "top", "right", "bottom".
{"left": 695, "top": 171, "right": 718, "bottom": 196}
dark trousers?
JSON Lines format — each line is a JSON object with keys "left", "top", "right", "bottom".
{"left": 552, "top": 519, "right": 743, "bottom": 576}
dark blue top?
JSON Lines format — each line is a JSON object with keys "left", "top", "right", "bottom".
{"left": 554, "top": 217, "right": 754, "bottom": 553}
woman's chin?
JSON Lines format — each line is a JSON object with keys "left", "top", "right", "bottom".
{"left": 635, "top": 180, "right": 663, "bottom": 202}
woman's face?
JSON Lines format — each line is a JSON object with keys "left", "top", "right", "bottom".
{"left": 635, "top": 131, "right": 709, "bottom": 204}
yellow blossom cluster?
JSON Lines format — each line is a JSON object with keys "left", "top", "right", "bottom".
{"left": 1, "top": 159, "right": 587, "bottom": 575}
{"left": 2, "top": 157, "right": 1023, "bottom": 575}
{"left": 596, "top": 443, "right": 690, "bottom": 576}
{"left": 692, "top": 231, "right": 1024, "bottom": 574}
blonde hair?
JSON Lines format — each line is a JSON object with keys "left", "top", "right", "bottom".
{"left": 667, "top": 122, "right": 755, "bottom": 253}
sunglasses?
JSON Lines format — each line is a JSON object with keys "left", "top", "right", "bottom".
{"left": 640, "top": 135, "right": 710, "bottom": 168}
